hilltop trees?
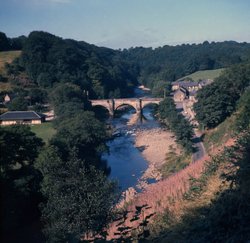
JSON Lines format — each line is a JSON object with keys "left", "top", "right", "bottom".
{"left": 121, "top": 41, "right": 250, "bottom": 87}
{"left": 0, "top": 31, "right": 26, "bottom": 51}
{"left": 0, "top": 32, "right": 10, "bottom": 51}
{"left": 17, "top": 31, "right": 137, "bottom": 98}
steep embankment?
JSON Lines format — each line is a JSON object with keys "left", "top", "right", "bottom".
{"left": 150, "top": 86, "right": 250, "bottom": 242}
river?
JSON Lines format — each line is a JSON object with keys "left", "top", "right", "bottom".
{"left": 102, "top": 88, "right": 160, "bottom": 191}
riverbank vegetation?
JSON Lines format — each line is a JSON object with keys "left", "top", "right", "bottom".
{"left": 158, "top": 97, "right": 194, "bottom": 153}
{"left": 35, "top": 84, "right": 119, "bottom": 241}
{"left": 160, "top": 147, "right": 192, "bottom": 179}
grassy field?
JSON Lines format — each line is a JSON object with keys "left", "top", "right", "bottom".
{"left": 30, "top": 122, "right": 56, "bottom": 144}
{"left": 0, "top": 50, "right": 22, "bottom": 72}
{"left": 178, "top": 68, "right": 225, "bottom": 82}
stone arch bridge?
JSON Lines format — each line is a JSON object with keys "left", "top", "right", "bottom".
{"left": 90, "top": 98, "right": 163, "bottom": 116}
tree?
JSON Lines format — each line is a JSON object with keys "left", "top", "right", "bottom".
{"left": 194, "top": 63, "right": 250, "bottom": 128}
{"left": 35, "top": 146, "right": 118, "bottom": 242}
{"left": 159, "top": 98, "right": 194, "bottom": 152}
{"left": 51, "top": 111, "right": 107, "bottom": 165}
{"left": 7, "top": 96, "right": 28, "bottom": 111}
{"left": 0, "top": 126, "right": 44, "bottom": 242}
{"left": 29, "top": 88, "right": 48, "bottom": 105}
{"left": 152, "top": 80, "right": 171, "bottom": 98}
{"left": 0, "top": 32, "right": 10, "bottom": 51}
{"left": 50, "top": 83, "right": 90, "bottom": 116}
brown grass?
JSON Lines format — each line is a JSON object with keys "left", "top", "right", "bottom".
{"left": 106, "top": 136, "right": 236, "bottom": 241}
{"left": 0, "top": 50, "right": 21, "bottom": 73}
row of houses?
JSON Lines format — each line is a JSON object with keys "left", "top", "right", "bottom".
{"left": 172, "top": 79, "right": 213, "bottom": 102}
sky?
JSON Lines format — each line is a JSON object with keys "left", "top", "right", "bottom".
{"left": 0, "top": 0, "right": 250, "bottom": 49}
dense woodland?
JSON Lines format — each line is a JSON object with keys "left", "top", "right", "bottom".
{"left": 1, "top": 30, "right": 250, "bottom": 242}
{"left": 121, "top": 41, "right": 250, "bottom": 88}
{"left": 194, "top": 62, "right": 250, "bottom": 128}
{"left": 2, "top": 31, "right": 250, "bottom": 103}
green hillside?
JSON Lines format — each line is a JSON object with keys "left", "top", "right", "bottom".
{"left": 178, "top": 68, "right": 225, "bottom": 81}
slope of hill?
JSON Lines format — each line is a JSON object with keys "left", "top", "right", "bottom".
{"left": 0, "top": 50, "right": 21, "bottom": 73}
{"left": 0, "top": 51, "right": 22, "bottom": 93}
{"left": 177, "top": 68, "right": 225, "bottom": 81}
{"left": 146, "top": 62, "right": 250, "bottom": 242}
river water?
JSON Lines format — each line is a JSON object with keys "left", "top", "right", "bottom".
{"left": 102, "top": 88, "right": 161, "bottom": 191}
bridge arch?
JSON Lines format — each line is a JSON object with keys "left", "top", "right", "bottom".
{"left": 114, "top": 103, "right": 137, "bottom": 112}
{"left": 92, "top": 105, "right": 110, "bottom": 120}
{"left": 90, "top": 98, "right": 163, "bottom": 117}
{"left": 141, "top": 101, "right": 160, "bottom": 110}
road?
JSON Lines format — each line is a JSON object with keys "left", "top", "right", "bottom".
{"left": 175, "top": 101, "right": 206, "bottom": 162}
{"left": 192, "top": 129, "right": 206, "bottom": 162}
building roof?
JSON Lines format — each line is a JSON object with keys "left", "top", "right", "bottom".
{"left": 199, "top": 79, "right": 213, "bottom": 86}
{"left": 172, "top": 80, "right": 199, "bottom": 88}
{"left": 189, "top": 91, "right": 197, "bottom": 96}
{"left": 174, "top": 87, "right": 188, "bottom": 95}
{"left": 0, "top": 111, "right": 46, "bottom": 121}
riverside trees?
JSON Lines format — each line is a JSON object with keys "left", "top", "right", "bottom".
{"left": 34, "top": 89, "right": 118, "bottom": 242}
{"left": 158, "top": 97, "right": 194, "bottom": 153}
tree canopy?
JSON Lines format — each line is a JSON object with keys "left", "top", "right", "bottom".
{"left": 0, "top": 125, "right": 44, "bottom": 242}
{"left": 194, "top": 63, "right": 250, "bottom": 128}
{"left": 35, "top": 148, "right": 117, "bottom": 242}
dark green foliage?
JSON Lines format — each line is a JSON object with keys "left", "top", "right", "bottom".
{"left": 194, "top": 63, "right": 250, "bottom": 128}
{"left": 51, "top": 111, "right": 107, "bottom": 165}
{"left": 49, "top": 83, "right": 90, "bottom": 114}
{"left": 9, "top": 35, "right": 27, "bottom": 50}
{"left": 121, "top": 41, "right": 250, "bottom": 86}
{"left": 35, "top": 89, "right": 116, "bottom": 241}
{"left": 151, "top": 80, "right": 171, "bottom": 98}
{"left": 234, "top": 88, "right": 250, "bottom": 132}
{"left": 159, "top": 97, "right": 194, "bottom": 152}
{"left": 0, "top": 125, "right": 44, "bottom": 241}
{"left": 29, "top": 88, "right": 48, "bottom": 105}
{"left": 35, "top": 148, "right": 118, "bottom": 242}
{"left": 18, "top": 31, "right": 137, "bottom": 98}
{"left": 7, "top": 96, "right": 28, "bottom": 111}
{"left": 0, "top": 32, "right": 25, "bottom": 51}
{"left": 0, "top": 125, "right": 43, "bottom": 172}
{"left": 0, "top": 32, "right": 11, "bottom": 51}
